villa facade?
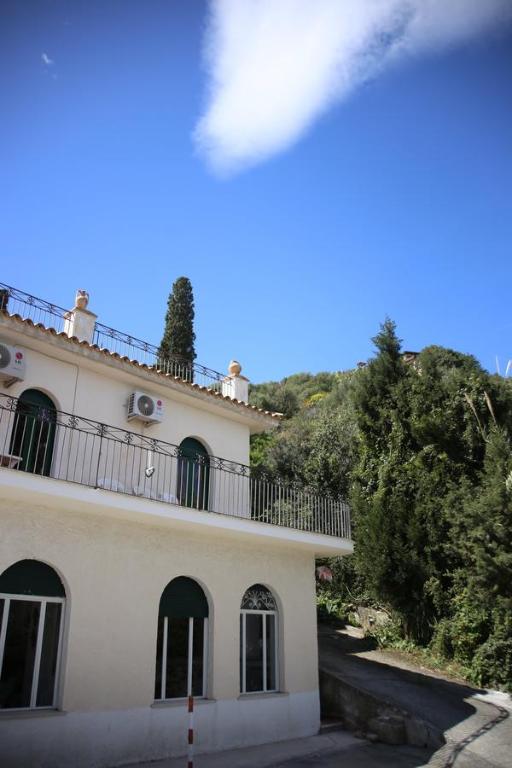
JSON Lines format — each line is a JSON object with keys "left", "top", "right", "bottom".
{"left": 0, "top": 284, "right": 352, "bottom": 768}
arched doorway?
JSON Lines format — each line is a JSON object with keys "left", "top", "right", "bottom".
{"left": 176, "top": 437, "right": 210, "bottom": 510}
{"left": 9, "top": 389, "right": 56, "bottom": 476}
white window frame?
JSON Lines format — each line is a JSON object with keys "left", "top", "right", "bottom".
{"left": 240, "top": 609, "right": 278, "bottom": 694}
{"left": 0, "top": 592, "right": 65, "bottom": 711}
{"left": 157, "top": 616, "right": 208, "bottom": 701}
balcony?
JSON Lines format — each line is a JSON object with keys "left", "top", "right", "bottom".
{"left": 0, "top": 282, "right": 230, "bottom": 393}
{"left": 0, "top": 394, "right": 351, "bottom": 540}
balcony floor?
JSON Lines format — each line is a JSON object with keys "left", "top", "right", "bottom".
{"left": 0, "top": 467, "right": 353, "bottom": 557}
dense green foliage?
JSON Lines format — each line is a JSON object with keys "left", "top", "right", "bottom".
{"left": 250, "top": 322, "right": 512, "bottom": 691}
{"left": 159, "top": 277, "right": 196, "bottom": 366}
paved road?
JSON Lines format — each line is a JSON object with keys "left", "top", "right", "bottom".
{"left": 133, "top": 628, "right": 511, "bottom": 768}
{"left": 135, "top": 731, "right": 433, "bottom": 768}
{"left": 317, "top": 625, "right": 511, "bottom": 768}
{"left": 135, "top": 693, "right": 511, "bottom": 768}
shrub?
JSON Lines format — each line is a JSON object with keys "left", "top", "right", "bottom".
{"left": 472, "top": 637, "right": 512, "bottom": 691}
{"left": 316, "top": 593, "right": 348, "bottom": 623}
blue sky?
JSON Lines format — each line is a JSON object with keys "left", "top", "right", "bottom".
{"left": 1, "top": 1, "right": 511, "bottom": 383}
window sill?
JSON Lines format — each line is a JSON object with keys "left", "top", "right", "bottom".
{"left": 238, "top": 691, "right": 289, "bottom": 701}
{"left": 151, "top": 698, "right": 216, "bottom": 709}
{"left": 0, "top": 708, "right": 66, "bottom": 720}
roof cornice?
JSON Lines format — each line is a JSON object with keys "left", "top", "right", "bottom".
{"left": 0, "top": 312, "right": 282, "bottom": 429}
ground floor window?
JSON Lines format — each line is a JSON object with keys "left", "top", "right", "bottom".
{"left": 240, "top": 584, "right": 278, "bottom": 694}
{"left": 154, "top": 576, "right": 208, "bottom": 700}
{"left": 0, "top": 560, "right": 65, "bottom": 710}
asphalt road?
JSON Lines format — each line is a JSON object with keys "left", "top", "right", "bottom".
{"left": 316, "top": 624, "right": 512, "bottom": 768}
{"left": 133, "top": 627, "right": 511, "bottom": 768}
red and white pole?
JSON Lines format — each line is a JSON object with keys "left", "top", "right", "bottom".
{"left": 187, "top": 695, "right": 194, "bottom": 768}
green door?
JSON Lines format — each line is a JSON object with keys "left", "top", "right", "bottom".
{"left": 10, "top": 390, "right": 56, "bottom": 477}
{"left": 177, "top": 438, "right": 210, "bottom": 510}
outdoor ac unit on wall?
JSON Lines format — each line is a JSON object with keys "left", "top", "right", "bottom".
{"left": 127, "top": 392, "right": 164, "bottom": 425}
{"left": 0, "top": 342, "right": 26, "bottom": 385}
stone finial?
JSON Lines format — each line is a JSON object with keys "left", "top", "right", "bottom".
{"left": 228, "top": 360, "right": 242, "bottom": 376}
{"left": 221, "top": 359, "right": 249, "bottom": 403}
{"left": 63, "top": 288, "right": 97, "bottom": 344}
{"left": 75, "top": 290, "right": 89, "bottom": 310}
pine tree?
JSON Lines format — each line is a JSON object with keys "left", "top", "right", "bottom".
{"left": 158, "top": 277, "right": 196, "bottom": 379}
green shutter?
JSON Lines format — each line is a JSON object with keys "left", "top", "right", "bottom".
{"left": 159, "top": 576, "right": 208, "bottom": 618}
{"left": 177, "top": 438, "right": 210, "bottom": 510}
{"left": 9, "top": 389, "right": 56, "bottom": 477}
{"left": 0, "top": 559, "right": 65, "bottom": 597}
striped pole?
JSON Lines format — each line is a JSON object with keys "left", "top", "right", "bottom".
{"left": 187, "top": 695, "right": 194, "bottom": 768}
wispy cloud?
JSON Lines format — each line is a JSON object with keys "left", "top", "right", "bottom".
{"left": 194, "top": 0, "right": 512, "bottom": 174}
{"left": 41, "top": 52, "right": 54, "bottom": 67}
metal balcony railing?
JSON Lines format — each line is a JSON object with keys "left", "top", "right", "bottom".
{"left": 0, "top": 283, "right": 229, "bottom": 393}
{"left": 0, "top": 395, "right": 351, "bottom": 539}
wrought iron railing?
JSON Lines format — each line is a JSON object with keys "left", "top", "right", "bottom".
{"left": 0, "top": 283, "right": 229, "bottom": 393}
{"left": 0, "top": 395, "right": 351, "bottom": 539}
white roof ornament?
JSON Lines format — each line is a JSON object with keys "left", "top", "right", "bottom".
{"left": 228, "top": 360, "right": 242, "bottom": 376}
{"left": 75, "top": 290, "right": 89, "bottom": 310}
{"left": 63, "top": 289, "right": 96, "bottom": 344}
{"left": 222, "top": 359, "right": 249, "bottom": 403}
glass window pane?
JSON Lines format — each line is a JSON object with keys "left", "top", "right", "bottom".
{"left": 245, "top": 613, "right": 263, "bottom": 693}
{"left": 166, "top": 618, "right": 188, "bottom": 698}
{"left": 0, "top": 599, "right": 40, "bottom": 709}
{"left": 191, "top": 618, "right": 204, "bottom": 697}
{"left": 154, "top": 616, "right": 164, "bottom": 699}
{"left": 266, "top": 614, "right": 277, "bottom": 691}
{"left": 36, "top": 602, "right": 62, "bottom": 707}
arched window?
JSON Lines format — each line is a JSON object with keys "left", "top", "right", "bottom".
{"left": 240, "top": 584, "right": 278, "bottom": 694}
{"left": 176, "top": 438, "right": 210, "bottom": 511}
{"left": 154, "top": 577, "right": 208, "bottom": 700}
{"left": 9, "top": 389, "right": 56, "bottom": 477}
{"left": 0, "top": 560, "right": 65, "bottom": 710}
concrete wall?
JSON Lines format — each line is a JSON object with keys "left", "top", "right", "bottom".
{"left": 0, "top": 499, "right": 321, "bottom": 767}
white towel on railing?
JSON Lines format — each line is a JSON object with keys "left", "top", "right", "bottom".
{"left": 96, "top": 478, "right": 126, "bottom": 493}
{"left": 132, "top": 484, "right": 177, "bottom": 504}
{"left": 156, "top": 490, "right": 178, "bottom": 504}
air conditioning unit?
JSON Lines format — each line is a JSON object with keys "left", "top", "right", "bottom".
{"left": 127, "top": 392, "right": 164, "bottom": 424}
{"left": 0, "top": 342, "right": 26, "bottom": 385}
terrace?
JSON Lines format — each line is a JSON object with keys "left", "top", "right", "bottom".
{"left": 0, "top": 393, "right": 351, "bottom": 539}
{"left": 0, "top": 282, "right": 230, "bottom": 393}
{"left": 0, "top": 282, "right": 351, "bottom": 541}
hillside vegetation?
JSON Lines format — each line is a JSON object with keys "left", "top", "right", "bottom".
{"left": 249, "top": 321, "right": 512, "bottom": 691}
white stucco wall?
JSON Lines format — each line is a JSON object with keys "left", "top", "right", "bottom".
{"left": 0, "top": 316, "right": 336, "bottom": 766}
{"left": 0, "top": 343, "right": 251, "bottom": 466}
{"left": 0, "top": 326, "right": 264, "bottom": 517}
{"left": 0, "top": 498, "right": 321, "bottom": 767}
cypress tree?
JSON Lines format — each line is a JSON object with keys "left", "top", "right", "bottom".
{"left": 158, "top": 277, "right": 196, "bottom": 379}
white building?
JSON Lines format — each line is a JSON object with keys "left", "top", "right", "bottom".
{"left": 0, "top": 284, "right": 352, "bottom": 768}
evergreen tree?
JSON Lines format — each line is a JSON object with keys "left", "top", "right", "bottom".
{"left": 351, "top": 324, "right": 494, "bottom": 641}
{"left": 158, "top": 277, "right": 196, "bottom": 377}
{"left": 249, "top": 327, "right": 512, "bottom": 686}
{"left": 461, "top": 428, "right": 512, "bottom": 688}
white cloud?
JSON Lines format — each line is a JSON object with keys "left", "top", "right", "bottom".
{"left": 41, "top": 52, "right": 54, "bottom": 66}
{"left": 194, "top": 0, "right": 512, "bottom": 174}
